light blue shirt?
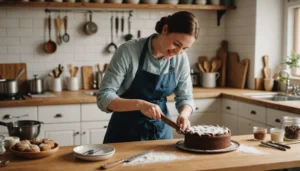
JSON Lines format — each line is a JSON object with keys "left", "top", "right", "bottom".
{"left": 96, "top": 35, "right": 195, "bottom": 114}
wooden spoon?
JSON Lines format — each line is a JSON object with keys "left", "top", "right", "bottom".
{"left": 211, "top": 59, "right": 222, "bottom": 72}
{"left": 197, "top": 63, "right": 205, "bottom": 73}
{"left": 67, "top": 64, "right": 73, "bottom": 77}
{"left": 263, "top": 55, "right": 271, "bottom": 79}
{"left": 73, "top": 66, "right": 79, "bottom": 77}
{"left": 203, "top": 61, "right": 211, "bottom": 73}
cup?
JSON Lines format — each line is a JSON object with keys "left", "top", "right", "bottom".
{"left": 264, "top": 78, "right": 274, "bottom": 91}
{"left": 210, "top": 0, "right": 220, "bottom": 5}
{"left": 50, "top": 78, "right": 62, "bottom": 92}
{"left": 253, "top": 126, "right": 267, "bottom": 140}
{"left": 270, "top": 128, "right": 284, "bottom": 143}
{"left": 201, "top": 72, "right": 220, "bottom": 88}
{"left": 67, "top": 77, "right": 79, "bottom": 91}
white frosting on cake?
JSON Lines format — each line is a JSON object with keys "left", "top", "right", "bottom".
{"left": 187, "top": 125, "right": 230, "bottom": 136}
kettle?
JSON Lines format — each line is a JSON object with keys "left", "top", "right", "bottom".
{"left": 29, "top": 75, "right": 44, "bottom": 94}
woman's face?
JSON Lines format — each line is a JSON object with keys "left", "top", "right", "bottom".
{"left": 160, "top": 25, "right": 196, "bottom": 60}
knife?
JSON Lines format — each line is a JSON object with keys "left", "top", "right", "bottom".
{"left": 268, "top": 141, "right": 291, "bottom": 149}
{"left": 160, "top": 114, "right": 185, "bottom": 134}
{"left": 260, "top": 141, "right": 287, "bottom": 151}
{"left": 100, "top": 150, "right": 153, "bottom": 169}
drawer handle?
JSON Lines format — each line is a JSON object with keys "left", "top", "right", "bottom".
{"left": 74, "top": 132, "right": 80, "bottom": 135}
{"left": 226, "top": 106, "right": 231, "bottom": 110}
{"left": 250, "top": 110, "right": 256, "bottom": 115}
{"left": 275, "top": 118, "right": 281, "bottom": 123}
{"left": 82, "top": 132, "right": 86, "bottom": 135}
{"left": 195, "top": 107, "right": 199, "bottom": 110}
{"left": 54, "top": 114, "right": 63, "bottom": 118}
{"left": 3, "top": 114, "right": 29, "bottom": 120}
{"left": 104, "top": 126, "right": 108, "bottom": 128}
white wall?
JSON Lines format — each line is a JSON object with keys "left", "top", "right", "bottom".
{"left": 224, "top": 0, "right": 256, "bottom": 89}
{"left": 0, "top": 7, "right": 225, "bottom": 89}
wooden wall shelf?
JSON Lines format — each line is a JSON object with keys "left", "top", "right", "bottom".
{"left": 0, "top": 2, "right": 236, "bottom": 10}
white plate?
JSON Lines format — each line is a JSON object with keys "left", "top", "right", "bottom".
{"left": 73, "top": 144, "right": 115, "bottom": 157}
{"left": 74, "top": 151, "right": 114, "bottom": 161}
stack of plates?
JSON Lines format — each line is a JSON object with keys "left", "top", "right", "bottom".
{"left": 73, "top": 144, "right": 115, "bottom": 161}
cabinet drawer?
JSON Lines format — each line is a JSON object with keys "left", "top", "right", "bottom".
{"left": 81, "top": 104, "right": 111, "bottom": 121}
{"left": 38, "top": 105, "right": 80, "bottom": 123}
{"left": 238, "top": 102, "right": 266, "bottom": 124}
{"left": 194, "top": 98, "right": 219, "bottom": 113}
{"left": 221, "top": 113, "right": 238, "bottom": 135}
{"left": 238, "top": 117, "right": 266, "bottom": 135}
{"left": 0, "top": 106, "right": 38, "bottom": 132}
{"left": 221, "top": 98, "right": 238, "bottom": 115}
{"left": 266, "top": 108, "right": 298, "bottom": 127}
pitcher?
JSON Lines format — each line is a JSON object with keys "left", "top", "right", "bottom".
{"left": 201, "top": 72, "right": 220, "bottom": 88}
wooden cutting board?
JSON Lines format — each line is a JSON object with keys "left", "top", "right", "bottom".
{"left": 81, "top": 66, "right": 94, "bottom": 90}
{"left": 226, "top": 53, "right": 250, "bottom": 89}
{"left": 216, "top": 40, "right": 228, "bottom": 87}
{"left": 0, "top": 63, "right": 27, "bottom": 93}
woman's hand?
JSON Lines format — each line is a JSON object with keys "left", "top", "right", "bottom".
{"left": 176, "top": 114, "right": 190, "bottom": 134}
{"left": 137, "top": 100, "right": 162, "bottom": 120}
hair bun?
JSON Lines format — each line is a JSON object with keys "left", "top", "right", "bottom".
{"left": 155, "top": 16, "right": 169, "bottom": 33}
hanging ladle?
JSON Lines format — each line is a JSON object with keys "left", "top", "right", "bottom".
{"left": 124, "top": 12, "right": 133, "bottom": 41}
{"left": 62, "top": 15, "right": 70, "bottom": 43}
{"left": 106, "top": 14, "right": 117, "bottom": 54}
{"left": 44, "top": 13, "right": 57, "bottom": 54}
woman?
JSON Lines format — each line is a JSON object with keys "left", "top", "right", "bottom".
{"left": 97, "top": 11, "right": 199, "bottom": 143}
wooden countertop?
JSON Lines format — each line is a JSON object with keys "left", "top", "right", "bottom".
{"left": 0, "top": 88, "right": 300, "bottom": 114}
{"left": 0, "top": 135, "right": 299, "bottom": 171}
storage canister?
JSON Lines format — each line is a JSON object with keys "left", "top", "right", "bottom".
{"left": 281, "top": 116, "right": 300, "bottom": 140}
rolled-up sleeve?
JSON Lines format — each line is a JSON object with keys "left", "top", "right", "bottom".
{"left": 96, "top": 44, "right": 130, "bottom": 113}
{"left": 173, "top": 53, "right": 195, "bottom": 113}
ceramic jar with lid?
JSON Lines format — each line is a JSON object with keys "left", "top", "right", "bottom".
{"left": 281, "top": 116, "right": 300, "bottom": 140}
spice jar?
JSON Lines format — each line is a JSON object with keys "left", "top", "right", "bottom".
{"left": 281, "top": 116, "right": 300, "bottom": 140}
{"left": 270, "top": 128, "right": 284, "bottom": 143}
{"left": 0, "top": 135, "right": 6, "bottom": 154}
{"left": 253, "top": 127, "right": 267, "bottom": 140}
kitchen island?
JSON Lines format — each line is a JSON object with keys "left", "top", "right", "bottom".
{"left": 0, "top": 135, "right": 299, "bottom": 171}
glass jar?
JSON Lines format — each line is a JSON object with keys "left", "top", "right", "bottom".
{"left": 281, "top": 116, "right": 300, "bottom": 140}
{"left": 270, "top": 128, "right": 284, "bottom": 143}
{"left": 253, "top": 127, "right": 267, "bottom": 140}
{"left": 0, "top": 135, "right": 6, "bottom": 154}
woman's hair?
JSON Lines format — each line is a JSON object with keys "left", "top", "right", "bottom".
{"left": 155, "top": 11, "right": 199, "bottom": 39}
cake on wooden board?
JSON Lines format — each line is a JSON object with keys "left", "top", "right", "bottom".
{"left": 184, "top": 125, "right": 231, "bottom": 150}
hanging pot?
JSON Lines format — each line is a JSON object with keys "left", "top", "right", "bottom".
{"left": 83, "top": 11, "right": 98, "bottom": 35}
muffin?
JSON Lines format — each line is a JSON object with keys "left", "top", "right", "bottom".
{"left": 39, "top": 143, "right": 52, "bottom": 151}
{"left": 20, "top": 140, "right": 31, "bottom": 145}
{"left": 28, "top": 144, "right": 40, "bottom": 153}
{"left": 31, "top": 138, "right": 43, "bottom": 145}
{"left": 17, "top": 143, "right": 30, "bottom": 152}
{"left": 43, "top": 140, "right": 55, "bottom": 148}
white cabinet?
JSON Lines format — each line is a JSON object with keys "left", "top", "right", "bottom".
{"left": 38, "top": 105, "right": 80, "bottom": 123}
{"left": 0, "top": 106, "right": 38, "bottom": 136}
{"left": 81, "top": 121, "right": 108, "bottom": 145}
{"left": 39, "top": 123, "right": 81, "bottom": 146}
{"left": 221, "top": 113, "right": 238, "bottom": 135}
{"left": 238, "top": 102, "right": 266, "bottom": 124}
{"left": 238, "top": 117, "right": 265, "bottom": 135}
{"left": 81, "top": 103, "right": 111, "bottom": 121}
{"left": 266, "top": 108, "right": 298, "bottom": 127}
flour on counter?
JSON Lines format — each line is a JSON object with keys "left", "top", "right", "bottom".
{"left": 238, "top": 144, "right": 266, "bottom": 154}
{"left": 124, "top": 152, "right": 194, "bottom": 166}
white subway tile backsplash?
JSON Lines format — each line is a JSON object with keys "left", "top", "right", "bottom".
{"left": 7, "top": 28, "right": 33, "bottom": 37}
{"left": 0, "top": 54, "right": 21, "bottom": 62}
{"left": 0, "top": 46, "right": 7, "bottom": 54}
{"left": 0, "top": 9, "right": 6, "bottom": 18}
{"left": 0, "top": 37, "right": 20, "bottom": 45}
{"left": 8, "top": 45, "right": 35, "bottom": 54}
{"left": 0, "top": 19, "right": 19, "bottom": 28}
{"left": 33, "top": 19, "right": 46, "bottom": 29}
{"left": 0, "top": 28, "right": 6, "bottom": 36}
{"left": 20, "top": 19, "right": 33, "bottom": 28}
{"left": 21, "top": 37, "right": 43, "bottom": 45}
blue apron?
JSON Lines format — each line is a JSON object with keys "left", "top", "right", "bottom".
{"left": 103, "top": 36, "right": 177, "bottom": 143}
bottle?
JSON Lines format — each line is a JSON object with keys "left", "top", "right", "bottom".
{"left": 190, "top": 69, "right": 199, "bottom": 87}
{"left": 281, "top": 116, "right": 300, "bottom": 140}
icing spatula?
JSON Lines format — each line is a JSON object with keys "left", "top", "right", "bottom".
{"left": 161, "top": 114, "right": 185, "bottom": 134}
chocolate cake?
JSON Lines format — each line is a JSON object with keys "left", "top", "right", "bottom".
{"left": 184, "top": 125, "right": 231, "bottom": 150}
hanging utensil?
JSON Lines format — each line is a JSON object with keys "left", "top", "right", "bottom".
{"left": 124, "top": 12, "right": 133, "bottom": 41}
{"left": 62, "top": 16, "right": 70, "bottom": 43}
{"left": 115, "top": 13, "right": 119, "bottom": 37}
{"left": 106, "top": 14, "right": 117, "bottom": 54}
{"left": 55, "top": 15, "right": 62, "bottom": 45}
{"left": 83, "top": 11, "right": 98, "bottom": 35}
{"left": 44, "top": 14, "right": 57, "bottom": 53}
{"left": 121, "top": 12, "right": 124, "bottom": 36}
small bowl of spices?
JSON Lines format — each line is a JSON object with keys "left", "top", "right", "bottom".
{"left": 253, "top": 127, "right": 267, "bottom": 140}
